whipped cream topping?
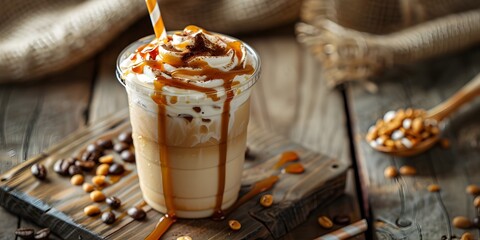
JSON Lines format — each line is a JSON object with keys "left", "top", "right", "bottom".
{"left": 120, "top": 25, "right": 249, "bottom": 88}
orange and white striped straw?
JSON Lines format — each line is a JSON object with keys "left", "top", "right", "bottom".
{"left": 314, "top": 219, "right": 368, "bottom": 240}
{"left": 145, "top": 0, "right": 167, "bottom": 40}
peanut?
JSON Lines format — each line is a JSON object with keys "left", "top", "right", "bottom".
{"left": 228, "top": 220, "right": 241, "bottom": 230}
{"left": 474, "top": 196, "right": 480, "bottom": 208}
{"left": 260, "top": 194, "right": 273, "bottom": 207}
{"left": 84, "top": 205, "right": 101, "bottom": 216}
{"left": 70, "top": 174, "right": 84, "bottom": 186}
{"left": 399, "top": 165, "right": 416, "bottom": 176}
{"left": 96, "top": 164, "right": 110, "bottom": 176}
{"left": 92, "top": 175, "right": 106, "bottom": 186}
{"left": 452, "top": 216, "right": 471, "bottom": 229}
{"left": 82, "top": 183, "right": 94, "bottom": 193}
{"left": 99, "top": 155, "right": 114, "bottom": 164}
{"left": 461, "top": 232, "right": 473, "bottom": 240}
{"left": 427, "top": 184, "right": 441, "bottom": 192}
{"left": 90, "top": 190, "right": 106, "bottom": 202}
{"left": 466, "top": 184, "right": 480, "bottom": 196}
{"left": 384, "top": 166, "right": 398, "bottom": 179}
{"left": 318, "top": 216, "right": 333, "bottom": 229}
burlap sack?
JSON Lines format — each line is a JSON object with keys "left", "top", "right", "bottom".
{"left": 296, "top": 0, "right": 480, "bottom": 90}
{"left": 0, "top": 0, "right": 301, "bottom": 83}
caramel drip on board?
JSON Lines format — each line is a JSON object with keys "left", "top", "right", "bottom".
{"left": 145, "top": 214, "right": 176, "bottom": 240}
{"left": 273, "top": 151, "right": 299, "bottom": 169}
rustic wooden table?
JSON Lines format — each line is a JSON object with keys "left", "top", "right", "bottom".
{"left": 1, "top": 16, "right": 479, "bottom": 240}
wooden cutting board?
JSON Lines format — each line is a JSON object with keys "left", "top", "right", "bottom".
{"left": 0, "top": 110, "right": 348, "bottom": 239}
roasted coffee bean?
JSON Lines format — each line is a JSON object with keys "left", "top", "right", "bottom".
{"left": 31, "top": 163, "right": 47, "bottom": 180}
{"left": 120, "top": 150, "right": 135, "bottom": 163}
{"left": 452, "top": 216, "right": 471, "bottom": 229}
{"left": 34, "top": 228, "right": 50, "bottom": 240}
{"left": 75, "top": 160, "right": 96, "bottom": 171}
{"left": 68, "top": 165, "right": 82, "bottom": 176}
{"left": 106, "top": 196, "right": 121, "bottom": 209}
{"left": 473, "top": 216, "right": 480, "bottom": 228}
{"left": 15, "top": 228, "right": 34, "bottom": 239}
{"left": 127, "top": 207, "right": 146, "bottom": 220}
{"left": 109, "top": 163, "right": 125, "bottom": 175}
{"left": 228, "top": 220, "right": 241, "bottom": 230}
{"left": 114, "top": 142, "right": 129, "bottom": 153}
{"left": 81, "top": 150, "right": 101, "bottom": 162}
{"left": 97, "top": 139, "right": 113, "bottom": 149}
{"left": 101, "top": 211, "right": 116, "bottom": 224}
{"left": 86, "top": 143, "right": 102, "bottom": 153}
{"left": 318, "top": 216, "right": 333, "bottom": 229}
{"left": 54, "top": 158, "right": 75, "bottom": 176}
{"left": 118, "top": 131, "right": 133, "bottom": 144}
{"left": 333, "top": 215, "right": 351, "bottom": 225}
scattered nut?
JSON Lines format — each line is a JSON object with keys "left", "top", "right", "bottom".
{"left": 90, "top": 190, "right": 106, "bottom": 202}
{"left": 97, "top": 139, "right": 113, "bottom": 149}
{"left": 461, "top": 232, "right": 473, "bottom": 240}
{"left": 333, "top": 215, "right": 351, "bottom": 225}
{"left": 31, "top": 163, "right": 47, "bottom": 180}
{"left": 452, "top": 216, "right": 472, "bottom": 229}
{"left": 84, "top": 205, "right": 101, "bottom": 216}
{"left": 318, "top": 216, "right": 333, "bottom": 229}
{"left": 474, "top": 196, "right": 480, "bottom": 208}
{"left": 101, "top": 211, "right": 116, "bottom": 224}
{"left": 70, "top": 174, "right": 84, "bottom": 186}
{"left": 260, "top": 194, "right": 273, "bottom": 207}
{"left": 228, "top": 220, "right": 241, "bottom": 230}
{"left": 82, "top": 183, "right": 95, "bottom": 193}
{"left": 99, "top": 155, "right": 114, "bottom": 164}
{"left": 15, "top": 228, "right": 35, "bottom": 239}
{"left": 466, "top": 184, "right": 480, "bottom": 196}
{"left": 34, "top": 228, "right": 50, "bottom": 240}
{"left": 109, "top": 163, "right": 125, "bottom": 175}
{"left": 118, "top": 131, "right": 133, "bottom": 144}
{"left": 127, "top": 207, "right": 146, "bottom": 220}
{"left": 96, "top": 164, "right": 110, "bottom": 176}
{"left": 384, "top": 166, "right": 398, "bottom": 179}
{"left": 176, "top": 236, "right": 193, "bottom": 240}
{"left": 92, "top": 175, "right": 106, "bottom": 186}
{"left": 106, "top": 196, "right": 122, "bottom": 209}
{"left": 427, "top": 184, "right": 441, "bottom": 192}
{"left": 399, "top": 165, "right": 416, "bottom": 176}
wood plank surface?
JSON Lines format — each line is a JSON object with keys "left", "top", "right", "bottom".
{"left": 348, "top": 45, "right": 480, "bottom": 239}
{"left": 0, "top": 112, "right": 348, "bottom": 239}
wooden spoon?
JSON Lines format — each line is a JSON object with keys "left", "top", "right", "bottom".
{"left": 372, "top": 73, "right": 480, "bottom": 157}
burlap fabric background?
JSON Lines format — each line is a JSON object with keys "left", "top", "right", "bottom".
{"left": 296, "top": 0, "right": 480, "bottom": 89}
{"left": 0, "top": 0, "right": 301, "bottom": 83}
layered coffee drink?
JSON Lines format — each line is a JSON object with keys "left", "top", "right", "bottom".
{"left": 117, "top": 26, "right": 260, "bottom": 219}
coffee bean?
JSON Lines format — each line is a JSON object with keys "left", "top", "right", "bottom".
{"left": 97, "top": 139, "right": 113, "bottom": 149}
{"left": 68, "top": 165, "right": 82, "bottom": 176}
{"left": 318, "top": 216, "right": 333, "bottom": 229}
{"left": 114, "top": 142, "right": 129, "bottom": 153}
{"left": 118, "top": 131, "right": 133, "bottom": 144}
{"left": 106, "top": 196, "right": 121, "bottom": 209}
{"left": 54, "top": 158, "right": 75, "bottom": 176}
{"left": 102, "top": 211, "right": 116, "bottom": 224}
{"left": 333, "top": 215, "right": 351, "bottom": 225}
{"left": 86, "top": 143, "right": 102, "bottom": 153}
{"left": 81, "top": 150, "right": 101, "bottom": 162}
{"left": 34, "top": 228, "right": 50, "bottom": 240}
{"left": 120, "top": 150, "right": 135, "bottom": 163}
{"left": 109, "top": 163, "right": 125, "bottom": 175}
{"left": 75, "top": 160, "right": 96, "bottom": 171}
{"left": 473, "top": 216, "right": 480, "bottom": 228}
{"left": 15, "top": 228, "right": 34, "bottom": 239}
{"left": 31, "top": 163, "right": 47, "bottom": 180}
{"left": 127, "top": 207, "right": 146, "bottom": 220}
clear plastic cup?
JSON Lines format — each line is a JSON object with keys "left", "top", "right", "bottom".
{"left": 116, "top": 34, "right": 260, "bottom": 218}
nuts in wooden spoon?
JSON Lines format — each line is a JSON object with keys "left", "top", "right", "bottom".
{"left": 366, "top": 108, "right": 440, "bottom": 151}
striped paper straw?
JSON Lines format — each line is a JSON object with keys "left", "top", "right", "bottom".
{"left": 314, "top": 219, "right": 368, "bottom": 240}
{"left": 145, "top": 0, "right": 167, "bottom": 39}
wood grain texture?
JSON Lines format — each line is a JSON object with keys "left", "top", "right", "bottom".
{"left": 0, "top": 112, "right": 348, "bottom": 239}
{"left": 348, "top": 45, "right": 480, "bottom": 239}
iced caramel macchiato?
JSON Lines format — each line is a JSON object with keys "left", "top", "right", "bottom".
{"left": 116, "top": 26, "right": 260, "bottom": 219}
